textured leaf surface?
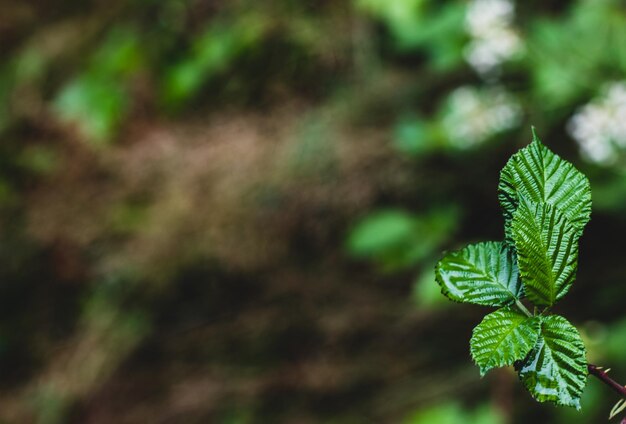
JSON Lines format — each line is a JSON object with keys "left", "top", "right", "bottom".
{"left": 436, "top": 242, "right": 522, "bottom": 306}
{"left": 470, "top": 307, "right": 540, "bottom": 376}
{"left": 519, "top": 315, "right": 587, "bottom": 409}
{"left": 498, "top": 133, "right": 591, "bottom": 243}
{"left": 512, "top": 200, "right": 579, "bottom": 306}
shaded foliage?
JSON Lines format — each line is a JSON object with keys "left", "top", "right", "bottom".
{"left": 0, "top": 0, "right": 625, "bottom": 423}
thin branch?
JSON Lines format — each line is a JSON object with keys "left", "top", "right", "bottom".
{"left": 515, "top": 300, "right": 533, "bottom": 317}
{"left": 588, "top": 364, "right": 626, "bottom": 399}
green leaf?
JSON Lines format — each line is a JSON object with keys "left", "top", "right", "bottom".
{"left": 519, "top": 315, "right": 587, "bottom": 409}
{"left": 470, "top": 307, "right": 541, "bottom": 376}
{"left": 498, "top": 132, "right": 591, "bottom": 243}
{"left": 512, "top": 200, "right": 579, "bottom": 306}
{"left": 436, "top": 242, "right": 522, "bottom": 306}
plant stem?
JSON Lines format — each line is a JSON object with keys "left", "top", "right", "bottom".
{"left": 588, "top": 364, "right": 626, "bottom": 399}
{"left": 515, "top": 300, "right": 533, "bottom": 317}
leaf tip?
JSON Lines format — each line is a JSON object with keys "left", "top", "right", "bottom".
{"left": 531, "top": 126, "right": 540, "bottom": 143}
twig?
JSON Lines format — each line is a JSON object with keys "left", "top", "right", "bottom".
{"left": 515, "top": 300, "right": 532, "bottom": 318}
{"left": 588, "top": 364, "right": 626, "bottom": 399}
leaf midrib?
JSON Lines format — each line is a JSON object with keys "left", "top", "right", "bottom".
{"left": 472, "top": 262, "right": 519, "bottom": 301}
{"left": 482, "top": 315, "right": 530, "bottom": 364}
{"left": 543, "top": 334, "right": 576, "bottom": 395}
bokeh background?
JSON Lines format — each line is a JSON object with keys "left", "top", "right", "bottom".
{"left": 0, "top": 0, "right": 626, "bottom": 422}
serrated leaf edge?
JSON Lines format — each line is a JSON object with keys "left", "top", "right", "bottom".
{"left": 498, "top": 133, "right": 592, "bottom": 246}
{"left": 470, "top": 307, "right": 541, "bottom": 377}
{"left": 435, "top": 241, "right": 522, "bottom": 307}
{"left": 518, "top": 315, "right": 588, "bottom": 410}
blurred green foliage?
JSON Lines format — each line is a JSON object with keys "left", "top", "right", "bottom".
{"left": 1, "top": 0, "right": 626, "bottom": 422}
{"left": 404, "top": 402, "right": 504, "bottom": 424}
{"left": 162, "top": 16, "right": 267, "bottom": 107}
{"left": 53, "top": 27, "right": 144, "bottom": 144}
{"left": 530, "top": 0, "right": 626, "bottom": 109}
{"left": 346, "top": 207, "right": 457, "bottom": 271}
{"left": 55, "top": 77, "right": 129, "bottom": 144}
{"left": 356, "top": 0, "right": 466, "bottom": 69}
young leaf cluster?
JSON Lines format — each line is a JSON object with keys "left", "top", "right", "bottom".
{"left": 435, "top": 130, "right": 592, "bottom": 409}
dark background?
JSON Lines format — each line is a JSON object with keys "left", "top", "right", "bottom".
{"left": 0, "top": 0, "right": 625, "bottom": 422}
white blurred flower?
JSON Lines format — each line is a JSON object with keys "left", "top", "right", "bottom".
{"left": 443, "top": 85, "right": 522, "bottom": 147}
{"left": 464, "top": 0, "right": 524, "bottom": 77}
{"left": 567, "top": 82, "right": 626, "bottom": 165}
